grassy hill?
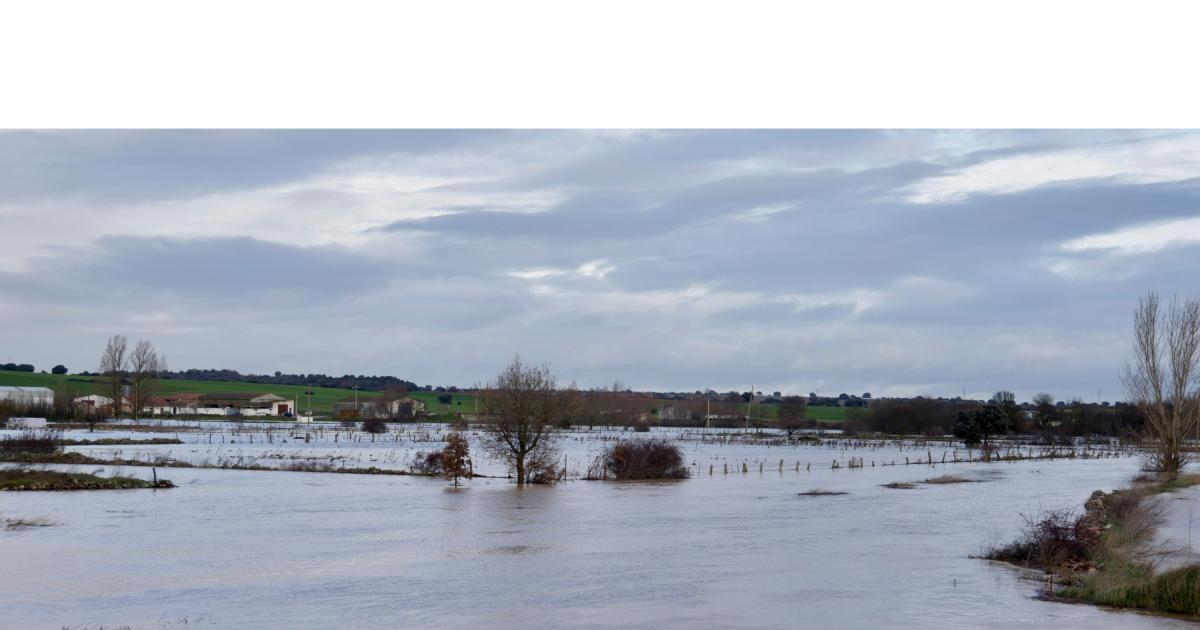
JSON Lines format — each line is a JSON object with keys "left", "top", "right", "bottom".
{"left": 1, "top": 370, "right": 848, "bottom": 422}
{"left": 0, "top": 370, "right": 476, "bottom": 414}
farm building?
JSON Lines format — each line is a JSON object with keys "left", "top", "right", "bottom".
{"left": 74, "top": 394, "right": 115, "bottom": 409}
{"left": 0, "top": 386, "right": 54, "bottom": 406}
{"left": 147, "top": 392, "right": 296, "bottom": 417}
{"left": 333, "top": 396, "right": 425, "bottom": 419}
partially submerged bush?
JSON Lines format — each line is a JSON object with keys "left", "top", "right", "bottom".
{"left": 987, "top": 507, "right": 1090, "bottom": 568}
{"left": 593, "top": 438, "right": 688, "bottom": 480}
{"left": 922, "top": 474, "right": 971, "bottom": 484}
{"left": 361, "top": 418, "right": 388, "bottom": 434}
{"left": 441, "top": 432, "right": 472, "bottom": 486}
{"left": 986, "top": 489, "right": 1165, "bottom": 572}
{"left": 409, "top": 450, "right": 444, "bottom": 475}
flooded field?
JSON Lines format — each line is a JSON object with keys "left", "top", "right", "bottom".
{"left": 1, "top": 423, "right": 1194, "bottom": 629}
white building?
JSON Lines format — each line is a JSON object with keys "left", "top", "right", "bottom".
{"left": 73, "top": 394, "right": 115, "bottom": 409}
{"left": 0, "top": 386, "right": 54, "bottom": 406}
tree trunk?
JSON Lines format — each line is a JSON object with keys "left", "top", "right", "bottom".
{"left": 515, "top": 454, "right": 526, "bottom": 485}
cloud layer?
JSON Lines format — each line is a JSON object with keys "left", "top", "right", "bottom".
{"left": 2, "top": 130, "right": 1198, "bottom": 401}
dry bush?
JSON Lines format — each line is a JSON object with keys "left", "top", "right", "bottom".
{"left": 987, "top": 508, "right": 1089, "bottom": 567}
{"left": 523, "top": 448, "right": 562, "bottom": 484}
{"left": 594, "top": 438, "right": 688, "bottom": 480}
{"left": 409, "top": 450, "right": 444, "bottom": 475}
{"left": 0, "top": 430, "right": 59, "bottom": 455}
{"left": 361, "top": 418, "right": 388, "bottom": 434}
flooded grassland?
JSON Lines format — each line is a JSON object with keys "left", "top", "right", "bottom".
{"left": 1, "top": 422, "right": 1195, "bottom": 629}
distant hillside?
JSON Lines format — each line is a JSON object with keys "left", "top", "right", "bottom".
{"left": 0, "top": 370, "right": 475, "bottom": 414}
{"left": 0, "top": 370, "right": 847, "bottom": 422}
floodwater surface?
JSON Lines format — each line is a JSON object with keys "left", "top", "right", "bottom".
{"left": 0, "top": 425, "right": 1193, "bottom": 629}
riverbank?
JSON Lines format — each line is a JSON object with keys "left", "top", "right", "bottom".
{"left": 986, "top": 473, "right": 1200, "bottom": 618}
{"left": 0, "top": 468, "right": 175, "bottom": 491}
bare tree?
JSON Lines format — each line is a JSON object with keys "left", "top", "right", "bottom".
{"left": 1032, "top": 392, "right": 1057, "bottom": 433}
{"left": 1122, "top": 291, "right": 1200, "bottom": 475}
{"left": 777, "top": 395, "right": 809, "bottom": 437}
{"left": 478, "top": 356, "right": 570, "bottom": 485}
{"left": 128, "top": 340, "right": 165, "bottom": 422}
{"left": 97, "top": 334, "right": 128, "bottom": 428}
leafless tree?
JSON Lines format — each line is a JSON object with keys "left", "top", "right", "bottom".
{"left": 1122, "top": 291, "right": 1200, "bottom": 475}
{"left": 777, "top": 395, "right": 809, "bottom": 437}
{"left": 98, "top": 334, "right": 128, "bottom": 428}
{"left": 128, "top": 340, "right": 166, "bottom": 422}
{"left": 478, "top": 356, "right": 571, "bottom": 484}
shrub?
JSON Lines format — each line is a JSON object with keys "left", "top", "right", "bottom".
{"left": 521, "top": 447, "right": 563, "bottom": 484}
{"left": 0, "top": 430, "right": 59, "bottom": 455}
{"left": 632, "top": 422, "right": 651, "bottom": 433}
{"left": 441, "top": 432, "right": 472, "bottom": 486}
{"left": 594, "top": 438, "right": 689, "bottom": 480}
{"left": 409, "top": 450, "right": 443, "bottom": 475}
{"left": 361, "top": 418, "right": 388, "bottom": 434}
{"left": 986, "top": 505, "right": 1099, "bottom": 570}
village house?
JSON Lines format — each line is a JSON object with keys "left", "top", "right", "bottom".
{"left": 73, "top": 394, "right": 116, "bottom": 414}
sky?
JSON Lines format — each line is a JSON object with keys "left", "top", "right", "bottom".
{"left": 2, "top": 129, "right": 1198, "bottom": 401}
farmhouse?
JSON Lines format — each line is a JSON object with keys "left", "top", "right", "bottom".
{"left": 333, "top": 396, "right": 425, "bottom": 419}
{"left": 147, "top": 392, "right": 296, "bottom": 417}
{"left": 0, "top": 386, "right": 54, "bottom": 406}
{"left": 73, "top": 394, "right": 116, "bottom": 414}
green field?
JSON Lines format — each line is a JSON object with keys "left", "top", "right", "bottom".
{"left": 1, "top": 370, "right": 849, "bottom": 422}
{"left": 742, "top": 402, "right": 849, "bottom": 423}
{"left": 0, "top": 370, "right": 477, "bottom": 415}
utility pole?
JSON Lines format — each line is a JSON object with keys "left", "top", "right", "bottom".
{"left": 705, "top": 390, "right": 711, "bottom": 429}
{"left": 354, "top": 386, "right": 359, "bottom": 411}
{"left": 745, "top": 384, "right": 754, "bottom": 430}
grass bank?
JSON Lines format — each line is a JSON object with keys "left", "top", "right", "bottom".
{"left": 986, "top": 473, "right": 1200, "bottom": 618}
{"left": 0, "top": 468, "right": 174, "bottom": 491}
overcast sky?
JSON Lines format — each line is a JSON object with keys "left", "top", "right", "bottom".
{"left": 2, "top": 130, "right": 1198, "bottom": 401}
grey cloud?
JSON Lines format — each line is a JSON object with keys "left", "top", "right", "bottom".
{"left": 4, "top": 130, "right": 1200, "bottom": 401}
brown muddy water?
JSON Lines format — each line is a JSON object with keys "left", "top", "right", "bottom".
{"left": 0, "top": 424, "right": 1194, "bottom": 629}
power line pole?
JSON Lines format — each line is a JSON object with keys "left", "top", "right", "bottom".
{"left": 745, "top": 384, "right": 754, "bottom": 430}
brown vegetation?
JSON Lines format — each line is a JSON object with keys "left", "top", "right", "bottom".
{"left": 441, "top": 432, "right": 472, "bottom": 486}
{"left": 590, "top": 438, "right": 689, "bottom": 480}
{"left": 478, "top": 356, "right": 571, "bottom": 484}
